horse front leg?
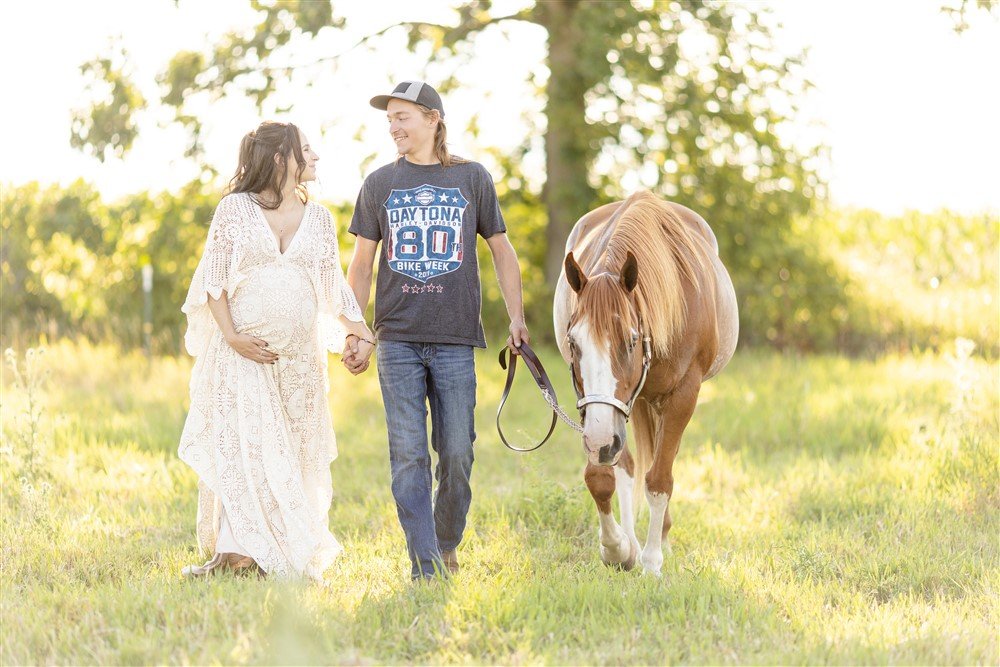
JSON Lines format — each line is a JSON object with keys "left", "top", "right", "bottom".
{"left": 613, "top": 446, "right": 641, "bottom": 563}
{"left": 585, "top": 463, "right": 636, "bottom": 570}
{"left": 641, "top": 372, "right": 701, "bottom": 576}
{"left": 640, "top": 488, "right": 671, "bottom": 576}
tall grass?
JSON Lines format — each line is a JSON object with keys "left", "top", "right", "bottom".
{"left": 2, "top": 341, "right": 997, "bottom": 664}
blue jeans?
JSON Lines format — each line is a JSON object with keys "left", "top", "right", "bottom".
{"left": 376, "top": 341, "right": 476, "bottom": 579}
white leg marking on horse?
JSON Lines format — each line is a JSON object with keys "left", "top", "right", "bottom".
{"left": 614, "top": 466, "right": 640, "bottom": 554}
{"left": 641, "top": 490, "right": 669, "bottom": 576}
{"left": 597, "top": 510, "right": 631, "bottom": 566}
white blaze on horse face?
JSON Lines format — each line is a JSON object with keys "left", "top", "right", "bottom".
{"left": 572, "top": 319, "right": 618, "bottom": 459}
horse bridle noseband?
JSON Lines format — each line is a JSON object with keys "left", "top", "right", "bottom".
{"left": 569, "top": 319, "right": 652, "bottom": 422}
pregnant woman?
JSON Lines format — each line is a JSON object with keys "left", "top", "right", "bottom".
{"left": 178, "top": 121, "right": 373, "bottom": 580}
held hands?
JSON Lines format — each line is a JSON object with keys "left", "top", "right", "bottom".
{"left": 226, "top": 332, "right": 278, "bottom": 364}
{"left": 507, "top": 319, "right": 530, "bottom": 355}
{"left": 342, "top": 335, "right": 375, "bottom": 375}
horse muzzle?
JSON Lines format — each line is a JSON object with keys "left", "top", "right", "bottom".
{"left": 585, "top": 432, "right": 625, "bottom": 467}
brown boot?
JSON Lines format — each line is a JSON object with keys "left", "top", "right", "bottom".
{"left": 441, "top": 549, "right": 460, "bottom": 574}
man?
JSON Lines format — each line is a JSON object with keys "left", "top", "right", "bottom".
{"left": 344, "top": 80, "right": 528, "bottom": 580}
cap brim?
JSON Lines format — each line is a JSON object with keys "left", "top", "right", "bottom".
{"left": 369, "top": 94, "right": 394, "bottom": 110}
{"left": 369, "top": 92, "right": 444, "bottom": 117}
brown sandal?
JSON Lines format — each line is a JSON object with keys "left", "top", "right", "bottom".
{"left": 225, "top": 553, "right": 266, "bottom": 579}
{"left": 182, "top": 552, "right": 266, "bottom": 579}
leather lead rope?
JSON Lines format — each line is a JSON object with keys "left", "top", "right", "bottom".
{"left": 496, "top": 342, "right": 559, "bottom": 452}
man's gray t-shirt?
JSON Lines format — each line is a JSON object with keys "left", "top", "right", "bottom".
{"left": 349, "top": 157, "right": 506, "bottom": 348}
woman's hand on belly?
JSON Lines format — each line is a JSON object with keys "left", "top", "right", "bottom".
{"left": 225, "top": 332, "right": 279, "bottom": 365}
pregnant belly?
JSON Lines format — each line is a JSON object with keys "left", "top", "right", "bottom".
{"left": 229, "top": 264, "right": 317, "bottom": 355}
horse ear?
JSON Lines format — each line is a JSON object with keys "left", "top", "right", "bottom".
{"left": 621, "top": 251, "right": 638, "bottom": 293}
{"left": 565, "top": 252, "right": 588, "bottom": 293}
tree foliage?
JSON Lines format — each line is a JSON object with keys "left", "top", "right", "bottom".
{"left": 6, "top": 179, "right": 994, "bottom": 357}
{"left": 941, "top": 0, "right": 999, "bottom": 33}
{"left": 70, "top": 44, "right": 146, "bottom": 162}
{"left": 2, "top": 181, "right": 215, "bottom": 351}
{"left": 69, "top": 0, "right": 831, "bottom": 346}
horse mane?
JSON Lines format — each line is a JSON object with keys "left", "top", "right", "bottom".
{"left": 579, "top": 191, "right": 710, "bottom": 358}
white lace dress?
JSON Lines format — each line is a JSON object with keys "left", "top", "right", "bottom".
{"left": 178, "top": 192, "right": 364, "bottom": 580}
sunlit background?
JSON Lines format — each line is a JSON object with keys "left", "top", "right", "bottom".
{"left": 3, "top": 4, "right": 999, "bottom": 664}
{"left": 1, "top": 0, "right": 997, "bottom": 354}
{"left": 2, "top": 0, "right": 998, "bottom": 212}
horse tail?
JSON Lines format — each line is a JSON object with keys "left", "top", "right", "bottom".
{"left": 630, "top": 397, "right": 657, "bottom": 503}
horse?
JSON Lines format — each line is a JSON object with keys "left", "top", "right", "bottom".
{"left": 553, "top": 190, "right": 738, "bottom": 576}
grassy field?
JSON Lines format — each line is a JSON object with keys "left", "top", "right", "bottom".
{"left": 2, "top": 340, "right": 997, "bottom": 665}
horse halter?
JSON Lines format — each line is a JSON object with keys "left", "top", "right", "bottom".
{"left": 568, "top": 314, "right": 652, "bottom": 422}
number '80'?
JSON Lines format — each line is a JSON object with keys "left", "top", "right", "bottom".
{"left": 394, "top": 225, "right": 457, "bottom": 260}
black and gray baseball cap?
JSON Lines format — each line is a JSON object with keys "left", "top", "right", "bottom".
{"left": 370, "top": 81, "right": 445, "bottom": 118}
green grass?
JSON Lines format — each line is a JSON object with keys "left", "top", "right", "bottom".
{"left": 2, "top": 340, "right": 997, "bottom": 664}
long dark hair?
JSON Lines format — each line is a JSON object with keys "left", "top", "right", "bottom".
{"left": 228, "top": 121, "right": 308, "bottom": 209}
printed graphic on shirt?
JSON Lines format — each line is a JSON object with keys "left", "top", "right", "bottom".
{"left": 402, "top": 282, "right": 444, "bottom": 295}
{"left": 384, "top": 184, "right": 469, "bottom": 283}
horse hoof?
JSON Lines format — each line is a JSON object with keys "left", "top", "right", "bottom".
{"left": 604, "top": 557, "right": 635, "bottom": 572}
{"left": 600, "top": 537, "right": 640, "bottom": 571}
{"left": 639, "top": 557, "right": 664, "bottom": 577}
{"left": 620, "top": 538, "right": 639, "bottom": 571}
{"left": 604, "top": 551, "right": 636, "bottom": 572}
{"left": 599, "top": 546, "right": 618, "bottom": 568}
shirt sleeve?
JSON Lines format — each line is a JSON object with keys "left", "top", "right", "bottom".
{"left": 476, "top": 164, "right": 507, "bottom": 239}
{"left": 317, "top": 208, "right": 366, "bottom": 355}
{"left": 348, "top": 177, "right": 382, "bottom": 242}
{"left": 180, "top": 195, "right": 250, "bottom": 356}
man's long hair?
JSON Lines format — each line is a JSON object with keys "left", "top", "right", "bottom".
{"left": 411, "top": 105, "right": 468, "bottom": 167}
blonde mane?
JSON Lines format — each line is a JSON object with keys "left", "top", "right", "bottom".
{"left": 577, "top": 191, "right": 710, "bottom": 358}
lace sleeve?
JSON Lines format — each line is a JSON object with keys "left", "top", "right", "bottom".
{"left": 316, "top": 207, "right": 365, "bottom": 355}
{"left": 181, "top": 195, "right": 250, "bottom": 356}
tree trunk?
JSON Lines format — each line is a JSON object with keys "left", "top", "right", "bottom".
{"left": 538, "top": 0, "right": 592, "bottom": 288}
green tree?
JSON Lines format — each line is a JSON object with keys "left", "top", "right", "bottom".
{"left": 72, "top": 1, "right": 822, "bottom": 288}
{"left": 68, "top": 0, "right": 846, "bottom": 352}
{"left": 2, "top": 181, "right": 113, "bottom": 341}
{"left": 70, "top": 43, "right": 146, "bottom": 163}
{"left": 2, "top": 182, "right": 66, "bottom": 341}
{"left": 2, "top": 181, "right": 218, "bottom": 352}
